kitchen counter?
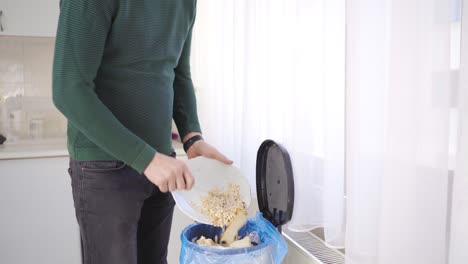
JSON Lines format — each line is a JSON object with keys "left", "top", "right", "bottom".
{"left": 0, "top": 140, "right": 186, "bottom": 160}
{"left": 0, "top": 140, "right": 68, "bottom": 160}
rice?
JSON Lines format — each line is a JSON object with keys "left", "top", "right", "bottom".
{"left": 199, "top": 183, "right": 246, "bottom": 227}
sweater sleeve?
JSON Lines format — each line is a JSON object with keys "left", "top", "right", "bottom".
{"left": 172, "top": 17, "right": 202, "bottom": 141}
{"left": 53, "top": 0, "right": 155, "bottom": 173}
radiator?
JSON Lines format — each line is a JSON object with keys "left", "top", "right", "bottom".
{"left": 283, "top": 228, "right": 345, "bottom": 264}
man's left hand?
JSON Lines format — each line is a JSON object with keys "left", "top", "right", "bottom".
{"left": 185, "top": 134, "right": 233, "bottom": 165}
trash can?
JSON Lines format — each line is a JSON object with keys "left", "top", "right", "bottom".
{"left": 180, "top": 213, "right": 287, "bottom": 264}
{"left": 179, "top": 140, "right": 295, "bottom": 264}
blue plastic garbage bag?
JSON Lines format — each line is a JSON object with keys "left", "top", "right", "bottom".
{"left": 180, "top": 212, "right": 287, "bottom": 264}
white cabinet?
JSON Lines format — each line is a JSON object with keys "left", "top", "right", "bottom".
{"left": 0, "top": 156, "right": 81, "bottom": 264}
{"left": 0, "top": 0, "right": 60, "bottom": 37}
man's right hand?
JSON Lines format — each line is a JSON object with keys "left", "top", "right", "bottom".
{"left": 143, "top": 153, "right": 195, "bottom": 193}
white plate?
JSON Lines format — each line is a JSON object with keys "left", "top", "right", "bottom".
{"left": 172, "top": 156, "right": 252, "bottom": 225}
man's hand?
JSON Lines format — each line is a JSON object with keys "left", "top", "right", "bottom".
{"left": 184, "top": 132, "right": 233, "bottom": 164}
{"left": 143, "top": 153, "right": 194, "bottom": 193}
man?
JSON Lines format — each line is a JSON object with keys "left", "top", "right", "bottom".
{"left": 52, "top": 0, "right": 231, "bottom": 263}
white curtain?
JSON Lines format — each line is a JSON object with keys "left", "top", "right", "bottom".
{"left": 449, "top": 0, "right": 468, "bottom": 263}
{"left": 346, "top": 0, "right": 467, "bottom": 264}
{"left": 191, "top": 0, "right": 347, "bottom": 247}
{"left": 192, "top": 0, "right": 467, "bottom": 261}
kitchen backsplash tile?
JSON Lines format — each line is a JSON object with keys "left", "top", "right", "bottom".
{"left": 0, "top": 36, "right": 180, "bottom": 146}
{"left": 0, "top": 36, "right": 65, "bottom": 145}
{"left": 22, "top": 37, "right": 55, "bottom": 97}
{"left": 0, "top": 36, "right": 55, "bottom": 97}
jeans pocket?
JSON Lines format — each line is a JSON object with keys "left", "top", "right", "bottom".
{"left": 79, "top": 160, "right": 144, "bottom": 192}
{"left": 80, "top": 160, "right": 126, "bottom": 173}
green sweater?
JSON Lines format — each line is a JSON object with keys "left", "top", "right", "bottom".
{"left": 53, "top": 0, "right": 201, "bottom": 173}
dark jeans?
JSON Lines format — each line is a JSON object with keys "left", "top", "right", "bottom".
{"left": 68, "top": 158, "right": 175, "bottom": 264}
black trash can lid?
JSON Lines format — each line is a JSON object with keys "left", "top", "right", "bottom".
{"left": 256, "top": 140, "right": 294, "bottom": 228}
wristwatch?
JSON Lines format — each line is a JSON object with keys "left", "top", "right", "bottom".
{"left": 183, "top": 135, "right": 204, "bottom": 152}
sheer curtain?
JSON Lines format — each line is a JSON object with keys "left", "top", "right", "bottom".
{"left": 449, "top": 0, "right": 468, "bottom": 263}
{"left": 191, "top": 0, "right": 347, "bottom": 247}
{"left": 346, "top": 0, "right": 467, "bottom": 264}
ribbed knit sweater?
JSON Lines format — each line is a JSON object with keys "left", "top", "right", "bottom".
{"left": 53, "top": 0, "right": 201, "bottom": 173}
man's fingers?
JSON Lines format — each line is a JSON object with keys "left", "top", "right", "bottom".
{"left": 168, "top": 178, "right": 176, "bottom": 192}
{"left": 213, "top": 151, "right": 233, "bottom": 165}
{"left": 184, "top": 169, "right": 195, "bottom": 190}
{"left": 159, "top": 182, "right": 169, "bottom": 193}
{"left": 176, "top": 174, "right": 186, "bottom": 190}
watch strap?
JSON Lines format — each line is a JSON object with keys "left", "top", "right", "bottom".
{"left": 183, "top": 135, "right": 204, "bottom": 152}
